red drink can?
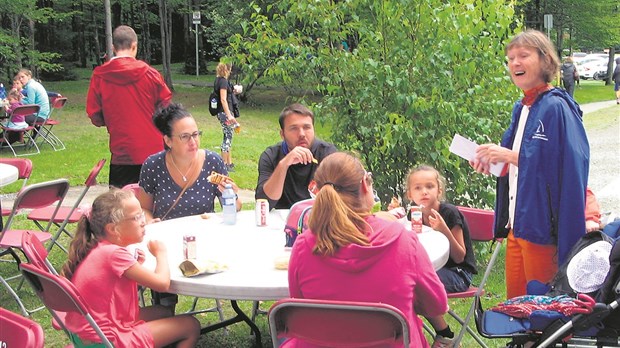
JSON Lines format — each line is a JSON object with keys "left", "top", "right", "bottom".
{"left": 255, "top": 199, "right": 268, "bottom": 226}
{"left": 183, "top": 235, "right": 196, "bottom": 260}
{"left": 410, "top": 206, "right": 423, "bottom": 233}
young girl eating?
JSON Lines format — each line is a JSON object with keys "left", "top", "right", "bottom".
{"left": 61, "top": 189, "right": 200, "bottom": 348}
{"left": 0, "top": 88, "right": 27, "bottom": 144}
{"left": 404, "top": 165, "right": 477, "bottom": 347}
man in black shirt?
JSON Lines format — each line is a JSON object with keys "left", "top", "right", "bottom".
{"left": 255, "top": 103, "right": 337, "bottom": 209}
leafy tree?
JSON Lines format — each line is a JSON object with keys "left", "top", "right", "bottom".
{"left": 230, "top": 0, "right": 521, "bottom": 208}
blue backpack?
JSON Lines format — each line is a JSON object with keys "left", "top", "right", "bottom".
{"left": 283, "top": 199, "right": 314, "bottom": 247}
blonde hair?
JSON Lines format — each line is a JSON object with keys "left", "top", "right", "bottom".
{"left": 405, "top": 164, "right": 446, "bottom": 202}
{"left": 62, "top": 189, "right": 133, "bottom": 280}
{"left": 308, "top": 152, "right": 371, "bottom": 256}
{"left": 216, "top": 62, "right": 232, "bottom": 78}
{"left": 7, "top": 88, "right": 22, "bottom": 101}
{"left": 506, "top": 30, "right": 560, "bottom": 83}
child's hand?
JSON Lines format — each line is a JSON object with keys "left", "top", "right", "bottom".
{"left": 428, "top": 209, "right": 450, "bottom": 235}
{"left": 387, "top": 196, "right": 401, "bottom": 210}
{"left": 134, "top": 248, "right": 146, "bottom": 264}
{"left": 147, "top": 240, "right": 167, "bottom": 257}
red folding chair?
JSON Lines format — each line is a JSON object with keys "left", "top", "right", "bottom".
{"left": 0, "top": 178, "right": 70, "bottom": 316}
{"left": 0, "top": 104, "right": 40, "bottom": 157}
{"left": 442, "top": 206, "right": 502, "bottom": 347}
{"left": 21, "top": 230, "right": 58, "bottom": 275}
{"left": 0, "top": 158, "right": 33, "bottom": 217}
{"left": 20, "top": 262, "right": 114, "bottom": 348}
{"left": 268, "top": 298, "right": 411, "bottom": 347}
{"left": 28, "top": 159, "right": 106, "bottom": 254}
{"left": 34, "top": 96, "right": 67, "bottom": 151}
{"left": 0, "top": 307, "right": 44, "bottom": 348}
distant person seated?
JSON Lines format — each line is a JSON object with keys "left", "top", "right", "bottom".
{"left": 0, "top": 88, "right": 27, "bottom": 145}
{"left": 255, "top": 103, "right": 337, "bottom": 210}
{"left": 586, "top": 187, "right": 602, "bottom": 233}
{"left": 287, "top": 152, "right": 448, "bottom": 347}
{"left": 16, "top": 68, "right": 50, "bottom": 124}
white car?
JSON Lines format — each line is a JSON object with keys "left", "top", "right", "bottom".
{"left": 576, "top": 58, "right": 607, "bottom": 79}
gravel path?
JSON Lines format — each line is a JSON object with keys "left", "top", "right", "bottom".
{"left": 582, "top": 100, "right": 619, "bottom": 214}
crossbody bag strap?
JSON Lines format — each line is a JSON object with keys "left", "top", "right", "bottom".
{"left": 160, "top": 151, "right": 203, "bottom": 220}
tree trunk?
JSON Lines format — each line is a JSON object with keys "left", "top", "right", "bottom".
{"left": 141, "top": 0, "right": 152, "bottom": 63}
{"left": 104, "top": 0, "right": 113, "bottom": 60}
{"left": 158, "top": 0, "right": 174, "bottom": 90}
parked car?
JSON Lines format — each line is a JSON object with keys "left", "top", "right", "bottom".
{"left": 592, "top": 60, "right": 618, "bottom": 81}
{"left": 576, "top": 58, "right": 607, "bottom": 79}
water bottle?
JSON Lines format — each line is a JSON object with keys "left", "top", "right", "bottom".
{"left": 210, "top": 95, "right": 218, "bottom": 110}
{"left": 0, "top": 83, "right": 6, "bottom": 100}
{"left": 222, "top": 184, "right": 237, "bottom": 225}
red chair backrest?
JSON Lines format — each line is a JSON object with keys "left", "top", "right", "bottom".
{"left": 122, "top": 183, "right": 141, "bottom": 196}
{"left": 0, "top": 158, "right": 33, "bottom": 181}
{"left": 10, "top": 104, "right": 40, "bottom": 117}
{"left": 52, "top": 97, "right": 68, "bottom": 109}
{"left": 269, "top": 298, "right": 410, "bottom": 347}
{"left": 21, "top": 230, "right": 53, "bottom": 273}
{"left": 84, "top": 159, "right": 106, "bottom": 187}
{"left": 20, "top": 262, "right": 91, "bottom": 316}
{"left": 457, "top": 206, "right": 495, "bottom": 242}
{"left": 2, "top": 179, "right": 70, "bottom": 234}
{"left": 0, "top": 307, "right": 44, "bottom": 348}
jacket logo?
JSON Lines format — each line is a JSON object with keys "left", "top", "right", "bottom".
{"left": 532, "top": 120, "right": 548, "bottom": 141}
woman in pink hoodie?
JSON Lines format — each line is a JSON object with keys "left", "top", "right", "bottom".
{"left": 287, "top": 152, "right": 448, "bottom": 347}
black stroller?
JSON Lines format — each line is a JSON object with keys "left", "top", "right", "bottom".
{"left": 475, "top": 231, "right": 620, "bottom": 348}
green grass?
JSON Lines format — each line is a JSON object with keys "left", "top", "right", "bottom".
{"left": 573, "top": 79, "right": 617, "bottom": 104}
{"left": 0, "top": 65, "right": 616, "bottom": 347}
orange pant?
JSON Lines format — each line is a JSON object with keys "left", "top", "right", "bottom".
{"left": 505, "top": 230, "right": 558, "bottom": 299}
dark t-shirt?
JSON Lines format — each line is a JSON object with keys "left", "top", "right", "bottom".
{"left": 408, "top": 202, "right": 477, "bottom": 274}
{"left": 214, "top": 77, "right": 233, "bottom": 112}
{"left": 437, "top": 203, "right": 477, "bottom": 274}
{"left": 255, "top": 139, "right": 337, "bottom": 209}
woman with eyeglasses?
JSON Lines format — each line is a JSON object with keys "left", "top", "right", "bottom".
{"left": 287, "top": 152, "right": 448, "bottom": 347}
{"left": 138, "top": 102, "right": 242, "bottom": 223}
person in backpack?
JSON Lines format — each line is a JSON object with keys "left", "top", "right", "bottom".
{"left": 287, "top": 152, "right": 448, "bottom": 347}
{"left": 213, "top": 62, "right": 240, "bottom": 172}
{"left": 560, "top": 57, "right": 577, "bottom": 98}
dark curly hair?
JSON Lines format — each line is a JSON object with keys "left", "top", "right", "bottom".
{"left": 152, "top": 102, "right": 193, "bottom": 137}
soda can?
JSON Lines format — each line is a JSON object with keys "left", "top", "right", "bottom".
{"left": 255, "top": 199, "right": 269, "bottom": 226}
{"left": 183, "top": 235, "right": 196, "bottom": 260}
{"left": 410, "top": 206, "right": 423, "bottom": 233}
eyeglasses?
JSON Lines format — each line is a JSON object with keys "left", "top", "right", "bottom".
{"left": 363, "top": 172, "right": 380, "bottom": 203}
{"left": 175, "top": 131, "right": 202, "bottom": 143}
{"left": 123, "top": 211, "right": 145, "bottom": 223}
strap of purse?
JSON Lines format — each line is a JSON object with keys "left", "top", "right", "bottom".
{"left": 160, "top": 152, "right": 201, "bottom": 220}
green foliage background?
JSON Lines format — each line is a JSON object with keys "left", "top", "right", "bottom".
{"left": 230, "top": 0, "right": 522, "bottom": 208}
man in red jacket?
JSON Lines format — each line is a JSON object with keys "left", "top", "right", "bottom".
{"left": 87, "top": 25, "right": 172, "bottom": 188}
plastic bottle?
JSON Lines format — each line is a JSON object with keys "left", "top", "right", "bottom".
{"left": 222, "top": 184, "right": 237, "bottom": 225}
{"left": 0, "top": 83, "right": 6, "bottom": 100}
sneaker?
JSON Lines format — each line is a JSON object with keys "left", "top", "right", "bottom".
{"left": 431, "top": 335, "right": 460, "bottom": 348}
{"left": 226, "top": 163, "right": 235, "bottom": 172}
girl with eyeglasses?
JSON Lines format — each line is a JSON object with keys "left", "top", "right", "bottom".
{"left": 62, "top": 189, "right": 200, "bottom": 348}
{"left": 287, "top": 152, "right": 447, "bottom": 347}
{"left": 138, "top": 102, "right": 242, "bottom": 223}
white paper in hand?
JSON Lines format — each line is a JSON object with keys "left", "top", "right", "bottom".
{"left": 449, "top": 134, "right": 506, "bottom": 176}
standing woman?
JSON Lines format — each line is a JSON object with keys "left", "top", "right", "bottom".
{"left": 15, "top": 68, "right": 50, "bottom": 124}
{"left": 288, "top": 152, "right": 448, "bottom": 347}
{"left": 213, "top": 62, "right": 240, "bottom": 172}
{"left": 471, "top": 30, "right": 589, "bottom": 299}
{"left": 560, "top": 57, "right": 577, "bottom": 98}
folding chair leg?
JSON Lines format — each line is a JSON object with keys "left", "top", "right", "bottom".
{"left": 0, "top": 274, "right": 30, "bottom": 317}
{"left": 453, "top": 241, "right": 504, "bottom": 347}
